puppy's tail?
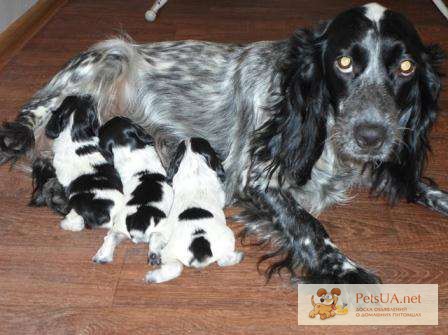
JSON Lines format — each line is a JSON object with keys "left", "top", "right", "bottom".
{"left": 188, "top": 235, "right": 213, "bottom": 268}
{"left": 311, "top": 295, "right": 315, "bottom": 307}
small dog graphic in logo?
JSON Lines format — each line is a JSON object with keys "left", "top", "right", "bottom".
{"left": 309, "top": 288, "right": 348, "bottom": 320}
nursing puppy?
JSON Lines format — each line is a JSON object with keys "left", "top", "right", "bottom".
{"left": 92, "top": 117, "right": 174, "bottom": 263}
{"left": 46, "top": 95, "right": 123, "bottom": 231}
{"left": 145, "top": 138, "right": 244, "bottom": 283}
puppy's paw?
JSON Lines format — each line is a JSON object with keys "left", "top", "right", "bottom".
{"left": 92, "top": 253, "right": 113, "bottom": 264}
{"left": 145, "top": 262, "right": 182, "bottom": 283}
{"left": 148, "top": 252, "right": 162, "bottom": 266}
{"left": 60, "top": 218, "right": 84, "bottom": 231}
{"left": 234, "top": 251, "right": 245, "bottom": 264}
{"left": 145, "top": 270, "right": 161, "bottom": 283}
{"left": 217, "top": 251, "right": 245, "bottom": 267}
{"left": 0, "top": 122, "right": 34, "bottom": 164}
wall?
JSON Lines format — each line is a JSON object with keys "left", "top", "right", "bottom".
{"left": 0, "top": 0, "right": 38, "bottom": 33}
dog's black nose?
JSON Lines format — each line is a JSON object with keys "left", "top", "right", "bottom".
{"left": 320, "top": 298, "right": 324, "bottom": 303}
{"left": 354, "top": 123, "right": 386, "bottom": 150}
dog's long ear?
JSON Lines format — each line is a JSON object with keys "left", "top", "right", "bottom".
{"left": 165, "top": 140, "right": 187, "bottom": 185}
{"left": 331, "top": 288, "right": 341, "bottom": 296}
{"left": 190, "top": 137, "right": 225, "bottom": 183}
{"left": 371, "top": 44, "right": 444, "bottom": 202}
{"left": 316, "top": 288, "right": 327, "bottom": 297}
{"left": 252, "top": 22, "right": 329, "bottom": 186}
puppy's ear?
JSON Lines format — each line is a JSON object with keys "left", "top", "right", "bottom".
{"left": 165, "top": 140, "right": 187, "bottom": 185}
{"left": 131, "top": 123, "right": 154, "bottom": 147}
{"left": 190, "top": 137, "right": 225, "bottom": 183}
{"left": 202, "top": 148, "right": 225, "bottom": 184}
{"left": 213, "top": 159, "right": 226, "bottom": 184}
{"left": 71, "top": 96, "right": 99, "bottom": 141}
{"left": 317, "top": 288, "right": 327, "bottom": 297}
{"left": 45, "top": 108, "right": 68, "bottom": 139}
{"left": 86, "top": 100, "right": 99, "bottom": 134}
{"left": 331, "top": 288, "right": 341, "bottom": 296}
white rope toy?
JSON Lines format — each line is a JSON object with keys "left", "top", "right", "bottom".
{"left": 145, "top": 0, "right": 168, "bottom": 22}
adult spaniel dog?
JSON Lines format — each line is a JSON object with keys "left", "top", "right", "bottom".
{"left": 0, "top": 3, "right": 445, "bottom": 284}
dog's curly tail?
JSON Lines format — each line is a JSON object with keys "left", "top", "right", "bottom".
{"left": 311, "top": 295, "right": 315, "bottom": 307}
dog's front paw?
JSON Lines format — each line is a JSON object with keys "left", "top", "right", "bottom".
{"left": 336, "top": 267, "right": 382, "bottom": 284}
{"left": 0, "top": 122, "right": 34, "bottom": 164}
{"left": 148, "top": 252, "right": 162, "bottom": 266}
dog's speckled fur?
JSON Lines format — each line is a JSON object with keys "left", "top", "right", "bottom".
{"left": 0, "top": 3, "right": 446, "bottom": 284}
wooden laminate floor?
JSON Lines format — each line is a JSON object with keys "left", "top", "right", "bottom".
{"left": 0, "top": 1, "right": 447, "bottom": 334}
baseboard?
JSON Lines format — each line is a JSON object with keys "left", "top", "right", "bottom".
{"left": 0, "top": 0, "right": 67, "bottom": 71}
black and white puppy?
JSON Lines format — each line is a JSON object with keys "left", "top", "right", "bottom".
{"left": 92, "top": 117, "right": 174, "bottom": 263}
{"left": 46, "top": 95, "right": 123, "bottom": 231}
{"left": 145, "top": 138, "right": 244, "bottom": 283}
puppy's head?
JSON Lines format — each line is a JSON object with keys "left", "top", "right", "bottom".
{"left": 315, "top": 288, "right": 341, "bottom": 306}
{"left": 166, "top": 137, "right": 225, "bottom": 185}
{"left": 46, "top": 95, "right": 99, "bottom": 141}
{"left": 99, "top": 117, "right": 153, "bottom": 159}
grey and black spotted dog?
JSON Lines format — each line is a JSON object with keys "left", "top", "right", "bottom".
{"left": 0, "top": 3, "right": 447, "bottom": 284}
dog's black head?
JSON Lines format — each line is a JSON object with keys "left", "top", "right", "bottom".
{"left": 98, "top": 116, "right": 154, "bottom": 159}
{"left": 46, "top": 95, "right": 99, "bottom": 141}
{"left": 166, "top": 137, "right": 225, "bottom": 185}
{"left": 255, "top": 2, "right": 444, "bottom": 201}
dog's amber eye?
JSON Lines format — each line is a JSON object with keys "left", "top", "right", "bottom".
{"left": 336, "top": 56, "right": 353, "bottom": 73}
{"left": 399, "top": 60, "right": 415, "bottom": 76}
